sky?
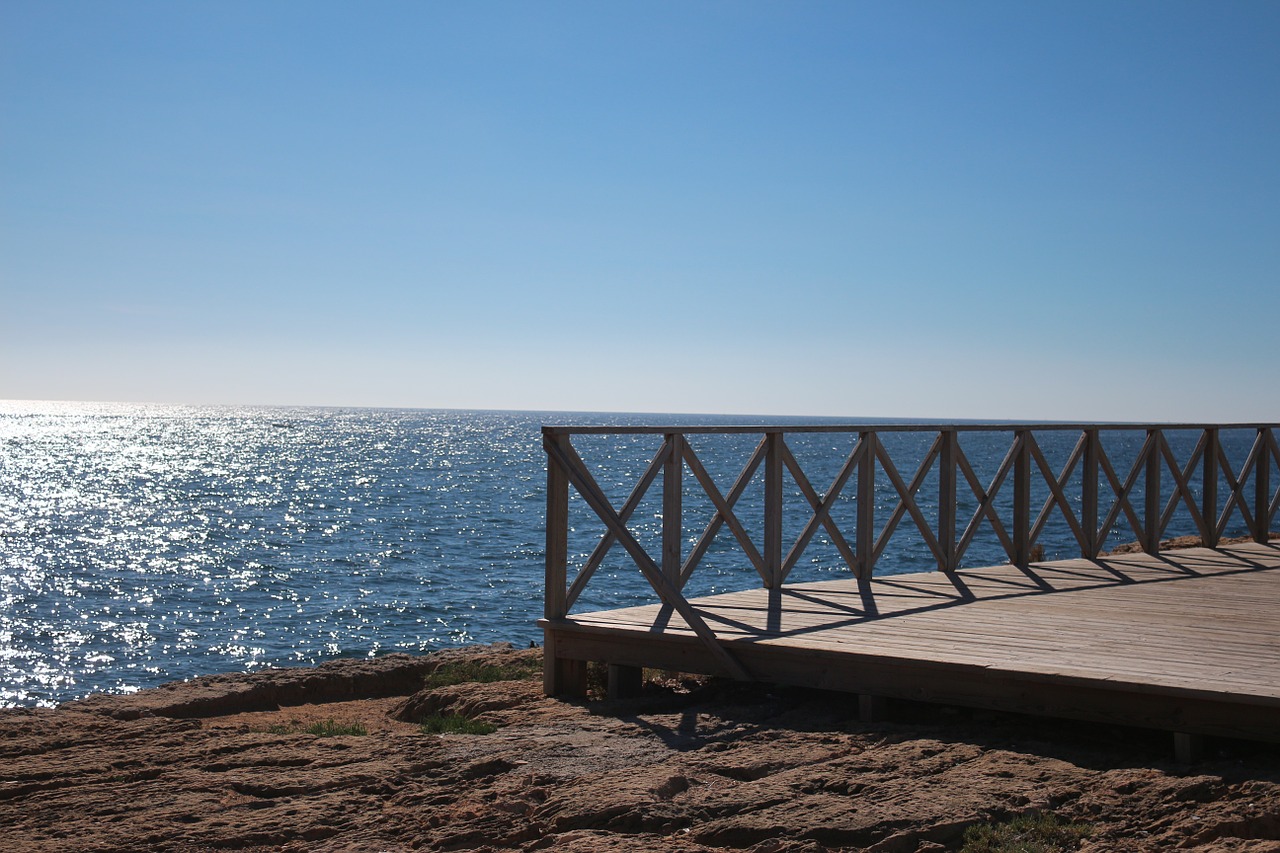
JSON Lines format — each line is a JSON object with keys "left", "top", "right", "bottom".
{"left": 2, "top": 1, "right": 1277, "bottom": 422}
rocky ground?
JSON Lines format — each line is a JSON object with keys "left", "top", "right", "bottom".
{"left": 2, "top": 644, "right": 1279, "bottom": 852}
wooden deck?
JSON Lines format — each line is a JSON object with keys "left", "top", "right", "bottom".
{"left": 541, "top": 542, "right": 1280, "bottom": 743}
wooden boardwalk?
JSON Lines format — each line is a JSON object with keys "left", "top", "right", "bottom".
{"left": 541, "top": 542, "right": 1280, "bottom": 743}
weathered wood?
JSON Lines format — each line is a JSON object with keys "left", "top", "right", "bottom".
{"left": 1013, "top": 432, "right": 1031, "bottom": 566}
{"left": 764, "top": 433, "right": 784, "bottom": 588}
{"left": 856, "top": 431, "right": 877, "bottom": 579}
{"left": 1083, "top": 429, "right": 1100, "bottom": 557}
{"left": 939, "top": 430, "right": 957, "bottom": 572}
{"left": 544, "top": 423, "right": 1279, "bottom": 437}
{"left": 1157, "top": 430, "right": 1209, "bottom": 543}
{"left": 1203, "top": 428, "right": 1219, "bottom": 547}
{"left": 544, "top": 435, "right": 750, "bottom": 681}
{"left": 663, "top": 433, "right": 684, "bottom": 588}
{"left": 567, "top": 439, "right": 670, "bottom": 609}
{"left": 1027, "top": 431, "right": 1086, "bottom": 555}
{"left": 607, "top": 663, "right": 643, "bottom": 700}
{"left": 543, "top": 543, "right": 1280, "bottom": 742}
{"left": 1258, "top": 427, "right": 1274, "bottom": 544}
{"left": 780, "top": 439, "right": 862, "bottom": 581}
{"left": 859, "top": 694, "right": 888, "bottom": 722}
{"left": 1144, "top": 430, "right": 1162, "bottom": 554}
{"left": 546, "top": 422, "right": 1278, "bottom": 666}
{"left": 872, "top": 436, "right": 943, "bottom": 568}
{"left": 1218, "top": 439, "right": 1258, "bottom": 537}
{"left": 956, "top": 438, "right": 1017, "bottom": 563}
{"left": 1174, "top": 732, "right": 1204, "bottom": 764}
{"left": 544, "top": 433, "right": 570, "bottom": 622}
{"left": 542, "top": 630, "right": 587, "bottom": 697}
{"left": 680, "top": 439, "right": 768, "bottom": 586}
{"left": 1097, "top": 432, "right": 1151, "bottom": 550}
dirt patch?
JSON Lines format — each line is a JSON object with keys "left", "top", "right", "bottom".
{"left": 2, "top": 644, "right": 1278, "bottom": 852}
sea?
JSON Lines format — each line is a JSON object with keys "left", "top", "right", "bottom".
{"left": 0, "top": 401, "right": 1258, "bottom": 708}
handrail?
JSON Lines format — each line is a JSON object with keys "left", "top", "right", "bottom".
{"left": 543, "top": 423, "right": 1280, "bottom": 674}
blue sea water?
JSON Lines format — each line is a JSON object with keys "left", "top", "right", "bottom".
{"left": 0, "top": 402, "right": 1259, "bottom": 707}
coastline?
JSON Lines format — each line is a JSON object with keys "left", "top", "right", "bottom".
{"left": 3, "top": 643, "right": 1279, "bottom": 851}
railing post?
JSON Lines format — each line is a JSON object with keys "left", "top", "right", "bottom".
{"left": 938, "top": 429, "right": 957, "bottom": 572}
{"left": 545, "top": 432, "right": 569, "bottom": 622}
{"left": 663, "top": 433, "right": 684, "bottom": 588}
{"left": 544, "top": 431, "right": 584, "bottom": 697}
{"left": 1203, "top": 428, "right": 1219, "bottom": 548}
{"left": 1144, "top": 428, "right": 1162, "bottom": 554}
{"left": 1257, "top": 427, "right": 1273, "bottom": 544}
{"left": 1013, "top": 430, "right": 1031, "bottom": 567}
{"left": 764, "top": 432, "right": 783, "bottom": 588}
{"left": 856, "top": 430, "right": 877, "bottom": 579}
{"left": 1082, "top": 429, "right": 1100, "bottom": 558}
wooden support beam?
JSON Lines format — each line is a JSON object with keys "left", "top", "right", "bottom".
{"left": 859, "top": 694, "right": 888, "bottom": 722}
{"left": 1174, "top": 732, "right": 1204, "bottom": 764}
{"left": 542, "top": 632, "right": 587, "bottom": 698}
{"left": 607, "top": 664, "right": 644, "bottom": 700}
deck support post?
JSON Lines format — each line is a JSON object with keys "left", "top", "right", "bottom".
{"left": 856, "top": 431, "right": 878, "bottom": 580}
{"left": 544, "top": 432, "right": 569, "bottom": 623}
{"left": 542, "top": 632, "right": 587, "bottom": 698}
{"left": 543, "top": 431, "right": 577, "bottom": 697}
{"left": 859, "top": 694, "right": 887, "bottom": 722}
{"left": 1144, "top": 429, "right": 1162, "bottom": 555}
{"left": 607, "top": 664, "right": 644, "bottom": 700}
{"left": 939, "top": 430, "right": 957, "bottom": 572}
{"left": 1174, "top": 732, "right": 1204, "bottom": 764}
{"left": 1013, "top": 431, "right": 1031, "bottom": 567}
{"left": 1203, "top": 428, "right": 1219, "bottom": 548}
{"left": 1257, "top": 427, "right": 1273, "bottom": 545}
{"left": 764, "top": 433, "right": 784, "bottom": 588}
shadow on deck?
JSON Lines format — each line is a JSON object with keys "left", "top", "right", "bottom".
{"left": 541, "top": 543, "right": 1280, "bottom": 751}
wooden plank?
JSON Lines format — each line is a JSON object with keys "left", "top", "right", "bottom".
{"left": 544, "top": 423, "right": 1280, "bottom": 437}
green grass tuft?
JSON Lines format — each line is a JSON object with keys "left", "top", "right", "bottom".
{"left": 418, "top": 713, "right": 497, "bottom": 735}
{"left": 961, "top": 812, "right": 1092, "bottom": 853}
{"left": 420, "top": 657, "right": 541, "bottom": 689}
{"left": 303, "top": 719, "right": 368, "bottom": 737}
{"left": 264, "top": 719, "right": 367, "bottom": 737}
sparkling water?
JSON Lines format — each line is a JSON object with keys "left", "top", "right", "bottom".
{"left": 0, "top": 401, "right": 1258, "bottom": 706}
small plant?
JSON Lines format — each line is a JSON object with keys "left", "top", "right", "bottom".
{"left": 263, "top": 719, "right": 367, "bottom": 737}
{"left": 304, "top": 719, "right": 368, "bottom": 737}
{"left": 421, "top": 657, "right": 541, "bottom": 689}
{"left": 961, "top": 812, "right": 1092, "bottom": 853}
{"left": 418, "top": 713, "right": 497, "bottom": 735}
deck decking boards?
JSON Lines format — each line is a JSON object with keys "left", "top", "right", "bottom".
{"left": 541, "top": 542, "right": 1280, "bottom": 740}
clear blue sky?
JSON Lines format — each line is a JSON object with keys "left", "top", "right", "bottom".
{"left": 2, "top": 1, "right": 1277, "bottom": 421}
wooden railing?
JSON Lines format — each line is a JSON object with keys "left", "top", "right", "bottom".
{"left": 545, "top": 424, "right": 1278, "bottom": 637}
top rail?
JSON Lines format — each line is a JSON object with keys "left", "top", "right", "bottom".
{"left": 544, "top": 422, "right": 1279, "bottom": 436}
